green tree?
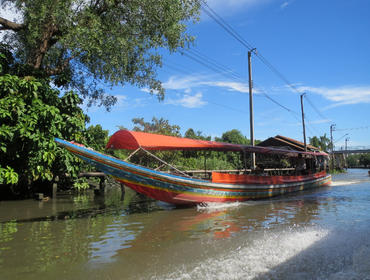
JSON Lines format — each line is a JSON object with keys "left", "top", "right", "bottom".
{"left": 0, "top": 0, "right": 201, "bottom": 109}
{"left": 214, "top": 129, "right": 250, "bottom": 169}
{"left": 215, "top": 129, "right": 249, "bottom": 145}
{"left": 0, "top": 71, "right": 87, "bottom": 196}
{"left": 309, "top": 134, "right": 331, "bottom": 152}
{"left": 132, "top": 117, "right": 181, "bottom": 136}
{"left": 184, "top": 128, "right": 211, "bottom": 140}
{"left": 347, "top": 154, "right": 360, "bottom": 168}
{"left": 359, "top": 153, "right": 370, "bottom": 168}
{"left": 85, "top": 124, "right": 109, "bottom": 152}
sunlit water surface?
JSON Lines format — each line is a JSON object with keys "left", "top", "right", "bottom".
{"left": 1, "top": 169, "right": 370, "bottom": 280}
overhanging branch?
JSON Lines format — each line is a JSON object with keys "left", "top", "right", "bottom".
{"left": 44, "top": 56, "right": 74, "bottom": 76}
{"left": 0, "top": 17, "right": 24, "bottom": 31}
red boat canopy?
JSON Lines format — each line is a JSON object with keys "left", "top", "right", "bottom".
{"left": 106, "top": 130, "right": 328, "bottom": 157}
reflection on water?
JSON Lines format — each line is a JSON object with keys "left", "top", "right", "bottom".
{"left": 0, "top": 169, "right": 370, "bottom": 280}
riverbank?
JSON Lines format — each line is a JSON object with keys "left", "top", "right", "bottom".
{"left": 1, "top": 169, "right": 370, "bottom": 280}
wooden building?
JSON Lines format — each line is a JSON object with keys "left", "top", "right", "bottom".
{"left": 257, "top": 135, "right": 321, "bottom": 152}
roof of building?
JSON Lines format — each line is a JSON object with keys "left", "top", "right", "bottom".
{"left": 257, "top": 135, "right": 321, "bottom": 152}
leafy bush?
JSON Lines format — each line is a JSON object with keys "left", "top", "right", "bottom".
{"left": 0, "top": 74, "right": 87, "bottom": 196}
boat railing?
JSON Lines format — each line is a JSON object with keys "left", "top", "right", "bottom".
{"left": 164, "top": 168, "right": 296, "bottom": 179}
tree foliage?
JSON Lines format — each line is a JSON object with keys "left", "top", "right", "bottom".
{"left": 85, "top": 124, "right": 109, "bottom": 152}
{"left": 309, "top": 134, "right": 331, "bottom": 152}
{"left": 346, "top": 153, "right": 370, "bottom": 168}
{"left": 0, "top": 66, "right": 87, "bottom": 195}
{"left": 214, "top": 129, "right": 250, "bottom": 169}
{"left": 131, "top": 117, "right": 181, "bottom": 136}
{"left": 359, "top": 153, "right": 370, "bottom": 168}
{"left": 0, "top": 0, "right": 201, "bottom": 109}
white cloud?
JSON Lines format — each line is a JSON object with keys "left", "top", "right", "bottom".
{"left": 165, "top": 92, "right": 207, "bottom": 108}
{"left": 280, "top": 1, "right": 290, "bottom": 9}
{"left": 205, "top": 0, "right": 272, "bottom": 15}
{"left": 298, "top": 85, "right": 370, "bottom": 107}
{"left": 115, "top": 94, "right": 128, "bottom": 107}
{"left": 163, "top": 75, "right": 204, "bottom": 91}
{"left": 162, "top": 75, "right": 254, "bottom": 95}
{"left": 201, "top": 81, "right": 251, "bottom": 93}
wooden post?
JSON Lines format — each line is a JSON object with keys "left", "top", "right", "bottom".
{"left": 120, "top": 183, "right": 125, "bottom": 201}
{"left": 99, "top": 176, "right": 106, "bottom": 194}
{"left": 52, "top": 176, "right": 59, "bottom": 199}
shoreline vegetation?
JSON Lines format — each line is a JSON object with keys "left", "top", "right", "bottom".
{"left": 1, "top": 1, "right": 369, "bottom": 200}
{"left": 1, "top": 50, "right": 369, "bottom": 199}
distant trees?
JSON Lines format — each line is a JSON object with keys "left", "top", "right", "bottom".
{"left": 359, "top": 154, "right": 370, "bottom": 168}
{"left": 346, "top": 153, "right": 370, "bottom": 168}
{"left": 215, "top": 129, "right": 249, "bottom": 145}
{"left": 131, "top": 117, "right": 181, "bottom": 136}
{"left": 309, "top": 134, "right": 331, "bottom": 152}
{"left": 184, "top": 128, "right": 211, "bottom": 140}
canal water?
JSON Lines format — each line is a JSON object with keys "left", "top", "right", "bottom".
{"left": 1, "top": 169, "right": 370, "bottom": 280}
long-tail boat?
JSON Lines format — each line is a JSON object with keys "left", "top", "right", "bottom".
{"left": 55, "top": 130, "right": 331, "bottom": 205}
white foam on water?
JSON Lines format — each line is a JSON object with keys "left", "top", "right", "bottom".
{"left": 196, "top": 201, "right": 262, "bottom": 213}
{"left": 196, "top": 202, "right": 242, "bottom": 212}
{"left": 331, "top": 180, "right": 364, "bottom": 186}
{"left": 154, "top": 226, "right": 370, "bottom": 280}
{"left": 155, "top": 228, "right": 330, "bottom": 280}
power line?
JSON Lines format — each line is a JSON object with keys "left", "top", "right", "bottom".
{"left": 200, "top": 0, "right": 254, "bottom": 50}
{"left": 304, "top": 94, "right": 329, "bottom": 121}
{"left": 253, "top": 82, "right": 297, "bottom": 114}
{"left": 201, "top": 0, "right": 304, "bottom": 96}
{"left": 334, "top": 133, "right": 349, "bottom": 144}
{"left": 335, "top": 126, "right": 370, "bottom": 131}
{"left": 180, "top": 51, "right": 242, "bottom": 82}
{"left": 179, "top": 51, "right": 299, "bottom": 116}
{"left": 254, "top": 53, "right": 301, "bottom": 94}
{"left": 187, "top": 49, "right": 244, "bottom": 80}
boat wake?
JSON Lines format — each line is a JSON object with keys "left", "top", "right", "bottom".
{"left": 196, "top": 201, "right": 259, "bottom": 212}
{"left": 331, "top": 180, "right": 369, "bottom": 186}
{"left": 153, "top": 226, "right": 370, "bottom": 280}
{"left": 155, "top": 227, "right": 329, "bottom": 280}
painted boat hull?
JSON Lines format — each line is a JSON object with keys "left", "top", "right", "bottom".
{"left": 55, "top": 139, "right": 332, "bottom": 205}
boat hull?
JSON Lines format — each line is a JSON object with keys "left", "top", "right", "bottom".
{"left": 55, "top": 139, "right": 332, "bottom": 205}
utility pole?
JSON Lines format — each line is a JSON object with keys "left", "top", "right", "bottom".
{"left": 330, "top": 124, "right": 336, "bottom": 171}
{"left": 345, "top": 137, "right": 350, "bottom": 169}
{"left": 300, "top": 93, "right": 307, "bottom": 151}
{"left": 248, "top": 48, "right": 257, "bottom": 170}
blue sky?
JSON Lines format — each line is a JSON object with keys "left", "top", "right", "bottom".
{"left": 3, "top": 0, "right": 370, "bottom": 150}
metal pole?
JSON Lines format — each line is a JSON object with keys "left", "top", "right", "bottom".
{"left": 248, "top": 49, "right": 256, "bottom": 170}
{"left": 330, "top": 124, "right": 336, "bottom": 171}
{"left": 345, "top": 137, "right": 349, "bottom": 168}
{"left": 300, "top": 93, "right": 307, "bottom": 151}
{"left": 345, "top": 137, "right": 349, "bottom": 151}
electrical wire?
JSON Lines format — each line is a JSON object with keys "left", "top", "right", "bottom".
{"left": 304, "top": 94, "right": 329, "bottom": 121}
